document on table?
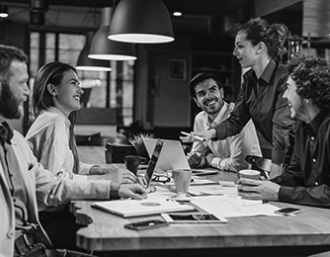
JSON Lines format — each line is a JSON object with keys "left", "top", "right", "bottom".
{"left": 192, "top": 169, "right": 219, "bottom": 176}
{"left": 189, "top": 182, "right": 238, "bottom": 197}
{"left": 191, "top": 176, "right": 218, "bottom": 185}
{"left": 190, "top": 195, "right": 280, "bottom": 220}
{"left": 189, "top": 184, "right": 225, "bottom": 196}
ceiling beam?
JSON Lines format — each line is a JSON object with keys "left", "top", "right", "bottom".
{"left": 254, "top": 0, "right": 302, "bottom": 17}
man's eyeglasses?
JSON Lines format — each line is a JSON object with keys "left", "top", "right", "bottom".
{"left": 151, "top": 174, "right": 171, "bottom": 184}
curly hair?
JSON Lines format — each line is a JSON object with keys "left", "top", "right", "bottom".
{"left": 287, "top": 55, "right": 330, "bottom": 110}
{"left": 238, "top": 18, "right": 288, "bottom": 59}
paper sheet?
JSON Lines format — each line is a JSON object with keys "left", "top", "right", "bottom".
{"left": 192, "top": 176, "right": 218, "bottom": 184}
{"left": 192, "top": 169, "right": 219, "bottom": 176}
{"left": 189, "top": 184, "right": 239, "bottom": 197}
{"left": 191, "top": 195, "right": 280, "bottom": 220}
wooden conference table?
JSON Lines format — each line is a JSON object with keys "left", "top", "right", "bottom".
{"left": 75, "top": 146, "right": 330, "bottom": 257}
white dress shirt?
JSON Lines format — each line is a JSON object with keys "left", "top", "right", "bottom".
{"left": 191, "top": 102, "right": 262, "bottom": 171}
{"left": 26, "top": 107, "right": 93, "bottom": 181}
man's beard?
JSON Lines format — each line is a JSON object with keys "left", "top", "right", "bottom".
{"left": 0, "top": 81, "right": 23, "bottom": 120}
{"left": 204, "top": 98, "right": 223, "bottom": 115}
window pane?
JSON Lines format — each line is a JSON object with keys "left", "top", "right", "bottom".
{"left": 46, "top": 33, "right": 55, "bottom": 63}
{"left": 110, "top": 60, "right": 117, "bottom": 108}
{"left": 120, "top": 60, "right": 135, "bottom": 126}
{"left": 58, "top": 33, "right": 84, "bottom": 66}
{"left": 77, "top": 70, "right": 108, "bottom": 108}
{"left": 30, "top": 32, "right": 39, "bottom": 77}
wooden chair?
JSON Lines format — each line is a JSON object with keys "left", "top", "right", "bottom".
{"left": 105, "top": 142, "right": 136, "bottom": 163}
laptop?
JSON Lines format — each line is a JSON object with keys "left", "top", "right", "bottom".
{"left": 142, "top": 138, "right": 190, "bottom": 171}
{"left": 142, "top": 138, "right": 219, "bottom": 176}
{"left": 137, "top": 138, "right": 164, "bottom": 188}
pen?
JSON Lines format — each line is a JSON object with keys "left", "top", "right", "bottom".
{"left": 181, "top": 131, "right": 205, "bottom": 142}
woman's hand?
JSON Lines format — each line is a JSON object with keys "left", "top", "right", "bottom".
{"left": 118, "top": 183, "right": 148, "bottom": 200}
{"left": 194, "top": 129, "right": 216, "bottom": 142}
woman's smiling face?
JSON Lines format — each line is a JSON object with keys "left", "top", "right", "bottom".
{"left": 233, "top": 31, "right": 259, "bottom": 69}
{"left": 53, "top": 69, "right": 84, "bottom": 116}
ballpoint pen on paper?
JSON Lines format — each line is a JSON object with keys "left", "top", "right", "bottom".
{"left": 181, "top": 131, "right": 205, "bottom": 142}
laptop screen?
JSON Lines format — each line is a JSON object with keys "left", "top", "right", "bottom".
{"left": 142, "top": 138, "right": 190, "bottom": 172}
{"left": 137, "top": 138, "right": 164, "bottom": 188}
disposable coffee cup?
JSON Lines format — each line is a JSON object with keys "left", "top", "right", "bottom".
{"left": 172, "top": 169, "right": 192, "bottom": 195}
{"left": 124, "top": 155, "right": 147, "bottom": 175}
{"left": 238, "top": 169, "right": 260, "bottom": 180}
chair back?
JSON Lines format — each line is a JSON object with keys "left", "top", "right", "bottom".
{"left": 105, "top": 142, "right": 137, "bottom": 163}
{"left": 76, "top": 132, "right": 104, "bottom": 146}
{"left": 245, "top": 155, "right": 272, "bottom": 178}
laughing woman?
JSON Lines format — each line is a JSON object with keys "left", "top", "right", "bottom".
{"left": 195, "top": 18, "right": 295, "bottom": 178}
{"left": 26, "top": 61, "right": 135, "bottom": 182}
{"left": 25, "top": 61, "right": 136, "bottom": 249}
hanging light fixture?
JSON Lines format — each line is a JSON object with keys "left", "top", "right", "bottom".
{"left": 89, "top": 7, "right": 136, "bottom": 61}
{"left": 0, "top": 5, "right": 9, "bottom": 18}
{"left": 108, "top": 0, "right": 174, "bottom": 44}
{"left": 76, "top": 32, "right": 112, "bottom": 71}
{"left": 30, "top": 0, "right": 48, "bottom": 26}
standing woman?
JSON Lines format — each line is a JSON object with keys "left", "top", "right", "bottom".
{"left": 196, "top": 18, "right": 295, "bottom": 178}
{"left": 26, "top": 61, "right": 136, "bottom": 249}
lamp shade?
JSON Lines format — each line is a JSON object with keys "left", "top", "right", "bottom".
{"left": 0, "top": 6, "right": 9, "bottom": 18}
{"left": 89, "top": 7, "right": 136, "bottom": 61}
{"left": 108, "top": 0, "right": 174, "bottom": 44}
{"left": 76, "top": 32, "right": 112, "bottom": 71}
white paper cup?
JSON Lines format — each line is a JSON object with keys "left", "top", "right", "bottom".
{"left": 238, "top": 169, "right": 260, "bottom": 180}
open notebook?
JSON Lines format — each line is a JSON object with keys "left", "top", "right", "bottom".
{"left": 92, "top": 198, "right": 194, "bottom": 218}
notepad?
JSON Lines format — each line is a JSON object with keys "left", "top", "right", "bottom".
{"left": 92, "top": 199, "right": 195, "bottom": 218}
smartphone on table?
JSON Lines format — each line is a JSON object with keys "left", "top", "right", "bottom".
{"left": 124, "top": 219, "right": 169, "bottom": 231}
{"left": 275, "top": 207, "right": 302, "bottom": 216}
{"left": 161, "top": 212, "right": 226, "bottom": 224}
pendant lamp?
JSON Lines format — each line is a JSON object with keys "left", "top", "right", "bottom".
{"left": 0, "top": 6, "right": 9, "bottom": 18}
{"left": 89, "top": 7, "right": 136, "bottom": 61}
{"left": 76, "top": 32, "right": 112, "bottom": 71}
{"left": 108, "top": 0, "right": 174, "bottom": 44}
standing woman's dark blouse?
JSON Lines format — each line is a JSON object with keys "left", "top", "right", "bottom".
{"left": 213, "top": 59, "right": 294, "bottom": 164}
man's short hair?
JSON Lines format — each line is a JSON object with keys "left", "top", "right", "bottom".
{"left": 287, "top": 55, "right": 330, "bottom": 110}
{"left": 0, "top": 45, "right": 28, "bottom": 82}
{"left": 189, "top": 72, "right": 221, "bottom": 98}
